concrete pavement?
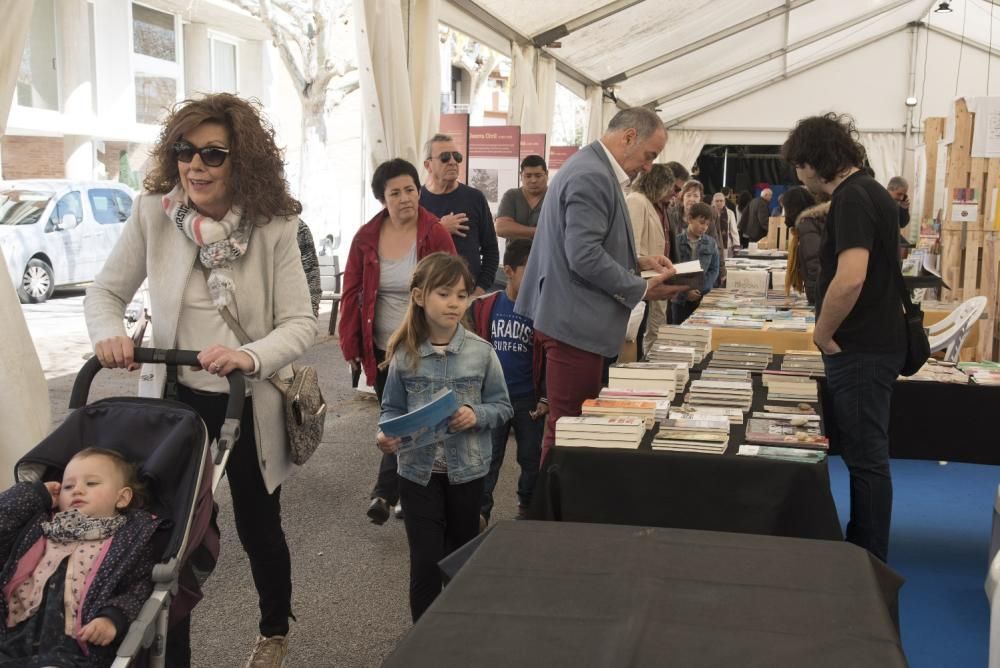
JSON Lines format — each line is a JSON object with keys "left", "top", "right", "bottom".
{"left": 40, "top": 301, "right": 525, "bottom": 667}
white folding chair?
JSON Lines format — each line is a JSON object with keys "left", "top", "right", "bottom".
{"left": 992, "top": 485, "right": 1000, "bottom": 568}
{"left": 927, "top": 296, "right": 987, "bottom": 363}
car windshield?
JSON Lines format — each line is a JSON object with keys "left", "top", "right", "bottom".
{"left": 0, "top": 190, "right": 53, "bottom": 226}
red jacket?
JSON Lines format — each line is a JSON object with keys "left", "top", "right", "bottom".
{"left": 339, "top": 206, "right": 457, "bottom": 381}
{"left": 470, "top": 291, "right": 546, "bottom": 401}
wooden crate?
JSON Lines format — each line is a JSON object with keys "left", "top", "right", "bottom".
{"left": 940, "top": 98, "right": 1000, "bottom": 360}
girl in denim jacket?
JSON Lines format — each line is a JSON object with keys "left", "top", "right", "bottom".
{"left": 376, "top": 253, "right": 512, "bottom": 622}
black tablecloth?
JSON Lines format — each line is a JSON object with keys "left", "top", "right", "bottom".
{"left": 389, "top": 521, "right": 906, "bottom": 668}
{"left": 527, "top": 367, "right": 842, "bottom": 540}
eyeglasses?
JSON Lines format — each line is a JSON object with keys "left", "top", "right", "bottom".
{"left": 173, "top": 141, "right": 230, "bottom": 167}
{"left": 431, "top": 151, "right": 463, "bottom": 164}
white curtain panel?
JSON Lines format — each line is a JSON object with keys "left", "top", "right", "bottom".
{"left": 0, "top": 246, "right": 51, "bottom": 484}
{"left": 408, "top": 0, "right": 441, "bottom": 162}
{"left": 861, "top": 132, "right": 904, "bottom": 186}
{"left": 0, "top": 2, "right": 49, "bottom": 483}
{"left": 535, "top": 55, "right": 557, "bottom": 139}
{"left": 660, "top": 129, "right": 705, "bottom": 174}
{"left": 1, "top": 0, "right": 33, "bottom": 136}
{"left": 355, "top": 0, "right": 418, "bottom": 168}
{"left": 508, "top": 42, "right": 541, "bottom": 131}
{"left": 585, "top": 85, "right": 604, "bottom": 144}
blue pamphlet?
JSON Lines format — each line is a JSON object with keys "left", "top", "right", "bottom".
{"left": 378, "top": 388, "right": 460, "bottom": 452}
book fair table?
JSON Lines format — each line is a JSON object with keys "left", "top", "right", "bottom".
{"left": 527, "top": 365, "right": 843, "bottom": 541}
{"left": 385, "top": 522, "right": 906, "bottom": 668}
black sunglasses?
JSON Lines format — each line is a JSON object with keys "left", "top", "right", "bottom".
{"left": 173, "top": 141, "right": 230, "bottom": 167}
{"left": 431, "top": 151, "right": 463, "bottom": 164}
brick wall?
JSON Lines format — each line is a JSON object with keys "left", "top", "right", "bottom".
{"left": 1, "top": 136, "right": 65, "bottom": 180}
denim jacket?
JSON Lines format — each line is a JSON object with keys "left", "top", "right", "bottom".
{"left": 674, "top": 231, "right": 720, "bottom": 299}
{"left": 380, "top": 325, "right": 513, "bottom": 485}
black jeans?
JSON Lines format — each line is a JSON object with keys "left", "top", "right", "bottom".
{"left": 822, "top": 349, "right": 904, "bottom": 563}
{"left": 480, "top": 395, "right": 544, "bottom": 520}
{"left": 370, "top": 348, "right": 400, "bottom": 505}
{"left": 399, "top": 473, "right": 484, "bottom": 621}
{"left": 176, "top": 386, "right": 293, "bottom": 636}
{"left": 670, "top": 298, "right": 700, "bottom": 325}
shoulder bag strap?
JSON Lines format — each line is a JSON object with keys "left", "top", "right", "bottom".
{"left": 199, "top": 266, "right": 288, "bottom": 389}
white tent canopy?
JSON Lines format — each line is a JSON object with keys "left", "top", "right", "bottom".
{"left": 441, "top": 0, "right": 1000, "bottom": 181}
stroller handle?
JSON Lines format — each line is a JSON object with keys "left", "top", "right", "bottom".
{"left": 70, "top": 348, "right": 246, "bottom": 422}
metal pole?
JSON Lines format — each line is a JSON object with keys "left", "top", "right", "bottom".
{"left": 722, "top": 147, "right": 729, "bottom": 187}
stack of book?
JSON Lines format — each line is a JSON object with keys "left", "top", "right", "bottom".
{"left": 608, "top": 363, "right": 677, "bottom": 399}
{"left": 581, "top": 397, "right": 658, "bottom": 429}
{"left": 761, "top": 372, "right": 818, "bottom": 403}
{"left": 647, "top": 344, "right": 699, "bottom": 368}
{"left": 744, "top": 413, "right": 828, "bottom": 450}
{"left": 671, "top": 404, "right": 745, "bottom": 425}
{"left": 959, "top": 361, "right": 1000, "bottom": 385}
{"left": 737, "top": 444, "right": 827, "bottom": 463}
{"left": 901, "top": 360, "right": 972, "bottom": 384}
{"left": 599, "top": 388, "right": 671, "bottom": 422}
{"left": 701, "top": 368, "right": 751, "bottom": 383}
{"left": 685, "top": 379, "right": 753, "bottom": 411}
{"left": 555, "top": 416, "right": 645, "bottom": 449}
{"left": 657, "top": 326, "right": 712, "bottom": 362}
{"left": 652, "top": 417, "right": 730, "bottom": 454}
{"left": 707, "top": 343, "right": 772, "bottom": 371}
{"left": 781, "top": 350, "right": 825, "bottom": 376}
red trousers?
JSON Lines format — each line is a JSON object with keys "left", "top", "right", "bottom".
{"left": 537, "top": 331, "right": 606, "bottom": 464}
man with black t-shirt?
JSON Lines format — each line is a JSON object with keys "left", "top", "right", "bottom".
{"left": 782, "top": 114, "right": 906, "bottom": 563}
{"left": 420, "top": 133, "right": 499, "bottom": 296}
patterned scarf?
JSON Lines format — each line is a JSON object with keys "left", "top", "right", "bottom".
{"left": 41, "top": 509, "right": 126, "bottom": 543}
{"left": 162, "top": 184, "right": 250, "bottom": 307}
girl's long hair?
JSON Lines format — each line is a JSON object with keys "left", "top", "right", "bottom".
{"left": 380, "top": 253, "right": 475, "bottom": 370}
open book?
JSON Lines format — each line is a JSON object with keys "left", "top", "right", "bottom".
{"left": 641, "top": 260, "right": 704, "bottom": 291}
{"left": 378, "top": 388, "right": 459, "bottom": 453}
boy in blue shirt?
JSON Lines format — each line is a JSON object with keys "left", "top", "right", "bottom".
{"left": 471, "top": 240, "right": 547, "bottom": 525}
{"left": 672, "top": 202, "right": 721, "bottom": 324}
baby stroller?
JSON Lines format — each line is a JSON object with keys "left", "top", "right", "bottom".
{"left": 13, "top": 347, "right": 244, "bottom": 668}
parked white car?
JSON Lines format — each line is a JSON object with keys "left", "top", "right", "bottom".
{"left": 0, "top": 180, "right": 135, "bottom": 303}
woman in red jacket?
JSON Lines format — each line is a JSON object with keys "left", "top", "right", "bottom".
{"left": 339, "top": 158, "right": 456, "bottom": 525}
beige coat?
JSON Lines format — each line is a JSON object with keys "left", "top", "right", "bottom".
{"left": 85, "top": 193, "right": 317, "bottom": 493}
{"left": 625, "top": 192, "right": 666, "bottom": 258}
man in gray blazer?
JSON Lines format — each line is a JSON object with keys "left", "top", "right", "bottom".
{"left": 516, "top": 107, "right": 686, "bottom": 461}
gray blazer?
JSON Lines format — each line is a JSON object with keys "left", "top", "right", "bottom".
{"left": 515, "top": 141, "right": 645, "bottom": 357}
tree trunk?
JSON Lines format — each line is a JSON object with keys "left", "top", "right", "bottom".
{"left": 298, "top": 93, "right": 335, "bottom": 243}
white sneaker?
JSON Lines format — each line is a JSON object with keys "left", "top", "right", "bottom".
{"left": 245, "top": 634, "right": 288, "bottom": 668}
{"left": 394, "top": 502, "right": 404, "bottom": 519}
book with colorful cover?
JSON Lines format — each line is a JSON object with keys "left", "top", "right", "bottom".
{"left": 378, "top": 389, "right": 459, "bottom": 452}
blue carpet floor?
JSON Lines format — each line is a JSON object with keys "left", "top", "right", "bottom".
{"left": 827, "top": 456, "right": 997, "bottom": 667}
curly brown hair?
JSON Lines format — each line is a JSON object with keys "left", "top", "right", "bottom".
{"left": 143, "top": 93, "right": 301, "bottom": 223}
{"left": 781, "top": 113, "right": 867, "bottom": 182}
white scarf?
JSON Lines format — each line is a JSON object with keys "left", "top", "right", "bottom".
{"left": 162, "top": 184, "right": 250, "bottom": 307}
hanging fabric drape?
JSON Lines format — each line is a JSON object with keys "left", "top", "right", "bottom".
{"left": 659, "top": 129, "right": 705, "bottom": 174}
{"left": 508, "top": 43, "right": 541, "bottom": 131}
{"left": 355, "top": 0, "right": 440, "bottom": 169}
{"left": 1, "top": 0, "right": 33, "bottom": 135}
{"left": 1, "top": 1, "right": 51, "bottom": 484}
{"left": 585, "top": 85, "right": 604, "bottom": 144}
{"left": 535, "top": 56, "right": 557, "bottom": 139}
{"left": 407, "top": 0, "right": 441, "bottom": 162}
{"left": 861, "top": 132, "right": 904, "bottom": 186}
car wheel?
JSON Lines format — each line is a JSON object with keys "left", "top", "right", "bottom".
{"left": 17, "top": 258, "right": 55, "bottom": 304}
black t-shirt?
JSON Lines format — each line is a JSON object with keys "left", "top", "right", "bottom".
{"left": 816, "top": 171, "right": 906, "bottom": 353}
{"left": 420, "top": 183, "right": 499, "bottom": 291}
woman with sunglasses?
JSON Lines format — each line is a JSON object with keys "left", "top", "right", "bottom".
{"left": 339, "top": 158, "right": 457, "bottom": 525}
{"left": 84, "top": 93, "right": 316, "bottom": 668}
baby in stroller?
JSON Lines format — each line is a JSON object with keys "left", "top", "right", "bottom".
{"left": 0, "top": 447, "right": 161, "bottom": 667}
